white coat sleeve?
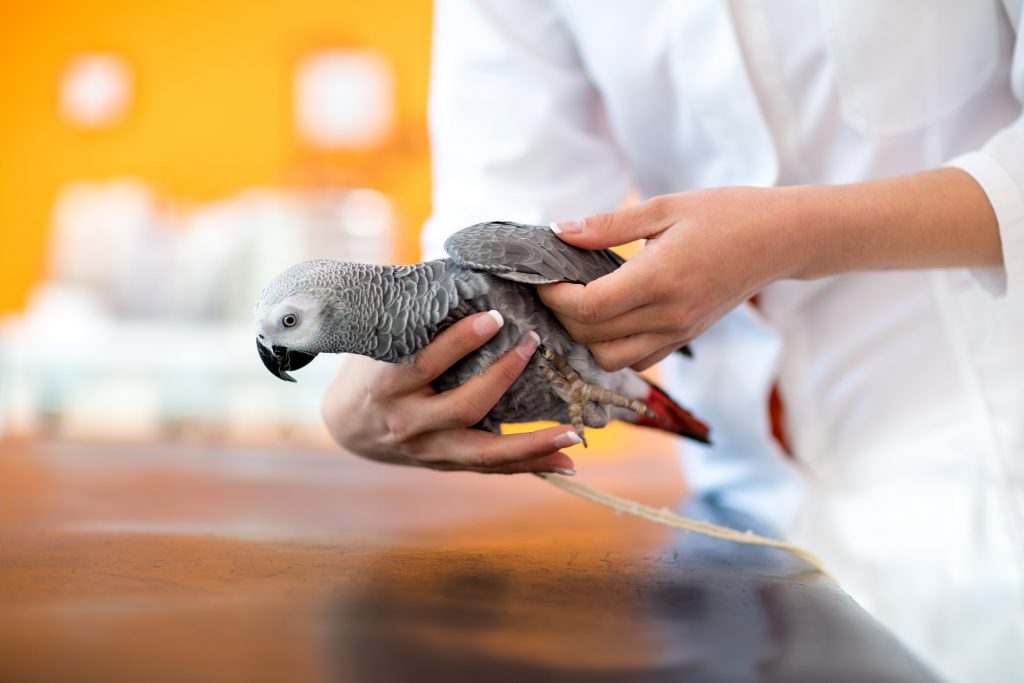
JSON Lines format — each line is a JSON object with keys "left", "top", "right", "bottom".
{"left": 421, "top": 0, "right": 632, "bottom": 259}
{"left": 946, "top": 0, "right": 1024, "bottom": 298}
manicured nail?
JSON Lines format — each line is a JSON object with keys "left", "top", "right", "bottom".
{"left": 554, "top": 430, "right": 583, "bottom": 448}
{"left": 473, "top": 310, "right": 503, "bottom": 335}
{"left": 515, "top": 330, "right": 540, "bottom": 359}
{"left": 549, "top": 220, "right": 584, "bottom": 235}
{"left": 553, "top": 468, "right": 576, "bottom": 477}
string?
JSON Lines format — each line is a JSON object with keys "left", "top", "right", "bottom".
{"left": 537, "top": 473, "right": 836, "bottom": 583}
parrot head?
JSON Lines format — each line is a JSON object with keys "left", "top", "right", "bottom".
{"left": 255, "top": 259, "right": 377, "bottom": 382}
{"left": 254, "top": 294, "right": 321, "bottom": 383}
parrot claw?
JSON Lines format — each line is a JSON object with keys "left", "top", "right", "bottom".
{"left": 539, "top": 344, "right": 652, "bottom": 445}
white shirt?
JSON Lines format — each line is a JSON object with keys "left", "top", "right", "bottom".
{"left": 422, "top": 2, "right": 1024, "bottom": 681}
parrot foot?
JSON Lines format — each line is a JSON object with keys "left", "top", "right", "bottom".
{"left": 541, "top": 364, "right": 589, "bottom": 446}
{"left": 539, "top": 345, "right": 656, "bottom": 447}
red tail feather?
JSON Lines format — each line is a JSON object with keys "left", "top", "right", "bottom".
{"left": 635, "top": 380, "right": 712, "bottom": 444}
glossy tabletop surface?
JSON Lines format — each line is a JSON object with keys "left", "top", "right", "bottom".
{"left": 0, "top": 438, "right": 937, "bottom": 683}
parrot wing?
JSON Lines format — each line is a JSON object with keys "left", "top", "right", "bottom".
{"left": 445, "top": 221, "right": 694, "bottom": 358}
{"left": 443, "top": 221, "right": 625, "bottom": 285}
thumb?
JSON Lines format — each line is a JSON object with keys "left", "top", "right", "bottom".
{"left": 549, "top": 196, "right": 673, "bottom": 249}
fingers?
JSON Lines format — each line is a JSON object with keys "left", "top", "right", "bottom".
{"left": 385, "top": 310, "right": 505, "bottom": 394}
{"left": 416, "top": 331, "right": 540, "bottom": 432}
{"left": 327, "top": 309, "right": 590, "bottom": 476}
{"left": 631, "top": 342, "right": 681, "bottom": 371}
{"left": 481, "top": 452, "right": 576, "bottom": 475}
{"left": 415, "top": 424, "right": 581, "bottom": 472}
{"left": 539, "top": 258, "right": 658, "bottom": 324}
{"left": 546, "top": 301, "right": 675, "bottom": 343}
{"left": 539, "top": 272, "right": 682, "bottom": 371}
{"left": 549, "top": 195, "right": 674, "bottom": 249}
{"left": 589, "top": 332, "right": 679, "bottom": 372}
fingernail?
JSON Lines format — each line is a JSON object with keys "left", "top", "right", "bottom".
{"left": 553, "top": 468, "right": 576, "bottom": 477}
{"left": 515, "top": 330, "right": 540, "bottom": 359}
{"left": 554, "top": 430, "right": 583, "bottom": 448}
{"left": 549, "top": 220, "right": 584, "bottom": 235}
{"left": 473, "top": 310, "right": 503, "bottom": 335}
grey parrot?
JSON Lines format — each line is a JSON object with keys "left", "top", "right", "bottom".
{"left": 255, "top": 221, "right": 710, "bottom": 445}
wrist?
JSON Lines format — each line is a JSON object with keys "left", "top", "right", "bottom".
{"left": 765, "top": 184, "right": 837, "bottom": 281}
{"left": 776, "top": 169, "right": 1002, "bottom": 281}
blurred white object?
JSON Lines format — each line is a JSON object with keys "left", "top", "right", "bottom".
{"left": 60, "top": 53, "right": 133, "bottom": 128}
{"left": 295, "top": 49, "right": 394, "bottom": 149}
{"left": 300, "top": 188, "right": 394, "bottom": 266}
{"left": 45, "top": 179, "right": 395, "bottom": 322}
{"left": 0, "top": 313, "right": 338, "bottom": 446}
{"left": 50, "top": 179, "right": 171, "bottom": 316}
{"left": 0, "top": 178, "right": 396, "bottom": 445}
{"left": 61, "top": 377, "right": 162, "bottom": 442}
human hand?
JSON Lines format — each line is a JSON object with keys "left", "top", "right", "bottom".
{"left": 540, "top": 171, "right": 1003, "bottom": 372}
{"left": 321, "top": 310, "right": 579, "bottom": 475}
{"left": 538, "top": 188, "right": 808, "bottom": 371}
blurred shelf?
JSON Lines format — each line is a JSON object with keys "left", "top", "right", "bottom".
{"left": 0, "top": 318, "right": 338, "bottom": 444}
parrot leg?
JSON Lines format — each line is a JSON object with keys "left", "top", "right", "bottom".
{"left": 539, "top": 346, "right": 657, "bottom": 447}
{"left": 541, "top": 365, "right": 587, "bottom": 445}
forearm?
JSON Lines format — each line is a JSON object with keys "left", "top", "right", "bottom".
{"left": 541, "top": 169, "right": 1006, "bottom": 371}
{"left": 789, "top": 168, "right": 1003, "bottom": 280}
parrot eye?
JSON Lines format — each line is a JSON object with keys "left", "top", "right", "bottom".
{"left": 281, "top": 314, "right": 298, "bottom": 328}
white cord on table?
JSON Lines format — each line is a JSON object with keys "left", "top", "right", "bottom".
{"left": 537, "top": 473, "right": 836, "bottom": 583}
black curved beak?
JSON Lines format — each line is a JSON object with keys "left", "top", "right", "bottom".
{"left": 257, "top": 339, "right": 318, "bottom": 382}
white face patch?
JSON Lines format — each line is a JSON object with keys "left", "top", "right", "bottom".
{"left": 260, "top": 294, "right": 322, "bottom": 351}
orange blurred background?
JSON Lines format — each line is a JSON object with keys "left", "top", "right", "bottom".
{"left": 0, "top": 0, "right": 433, "bottom": 314}
{"left": 0, "top": 0, "right": 656, "bottom": 455}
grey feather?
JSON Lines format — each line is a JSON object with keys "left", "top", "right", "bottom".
{"left": 444, "top": 221, "right": 625, "bottom": 285}
{"left": 445, "top": 222, "right": 692, "bottom": 359}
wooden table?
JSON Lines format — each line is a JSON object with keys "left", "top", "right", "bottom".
{"left": 0, "top": 437, "right": 937, "bottom": 682}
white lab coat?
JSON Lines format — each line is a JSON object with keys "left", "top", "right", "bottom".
{"left": 421, "top": 2, "right": 1024, "bottom": 681}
